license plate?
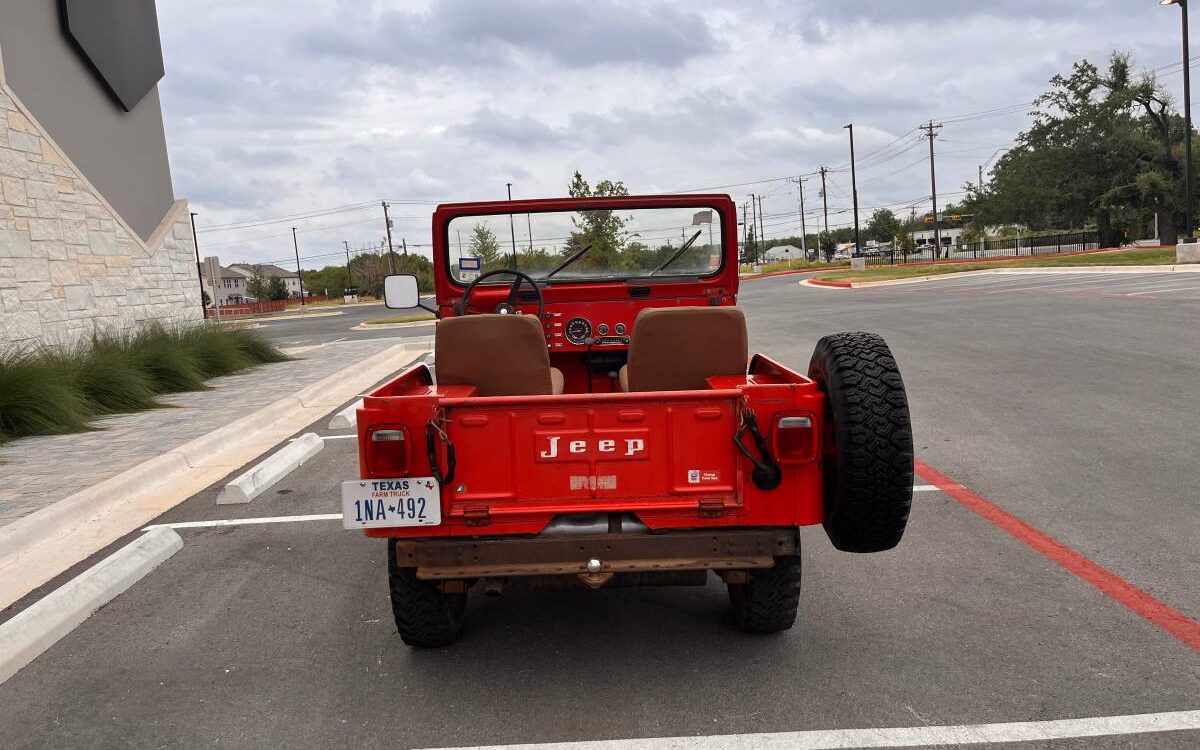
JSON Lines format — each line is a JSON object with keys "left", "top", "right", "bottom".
{"left": 341, "top": 477, "right": 441, "bottom": 529}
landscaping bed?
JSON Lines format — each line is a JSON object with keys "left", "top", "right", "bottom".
{"left": 0, "top": 323, "right": 289, "bottom": 444}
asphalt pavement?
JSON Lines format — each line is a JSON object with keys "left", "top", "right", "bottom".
{"left": 1, "top": 272, "right": 1197, "bottom": 749}
{"left": 255, "top": 300, "right": 437, "bottom": 347}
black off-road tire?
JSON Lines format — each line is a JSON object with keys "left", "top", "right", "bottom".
{"left": 387, "top": 542, "right": 467, "bottom": 648}
{"left": 728, "top": 556, "right": 802, "bottom": 633}
{"left": 808, "top": 332, "right": 913, "bottom": 553}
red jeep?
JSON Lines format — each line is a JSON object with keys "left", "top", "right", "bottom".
{"left": 344, "top": 194, "right": 913, "bottom": 647}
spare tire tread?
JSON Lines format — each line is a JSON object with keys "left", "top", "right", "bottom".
{"left": 809, "top": 332, "right": 913, "bottom": 553}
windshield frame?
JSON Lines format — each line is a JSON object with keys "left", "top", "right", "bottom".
{"left": 437, "top": 196, "right": 733, "bottom": 290}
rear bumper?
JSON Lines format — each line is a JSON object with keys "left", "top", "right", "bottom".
{"left": 394, "top": 528, "right": 800, "bottom": 580}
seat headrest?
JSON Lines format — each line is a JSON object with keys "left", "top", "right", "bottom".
{"left": 625, "top": 307, "right": 747, "bottom": 392}
{"left": 435, "top": 314, "right": 554, "bottom": 396}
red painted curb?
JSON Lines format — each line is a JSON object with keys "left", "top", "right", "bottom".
{"left": 741, "top": 269, "right": 822, "bottom": 282}
{"left": 915, "top": 458, "right": 1200, "bottom": 653}
{"left": 806, "top": 278, "right": 853, "bottom": 288}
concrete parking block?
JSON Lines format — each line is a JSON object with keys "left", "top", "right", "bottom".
{"left": 216, "top": 433, "right": 324, "bottom": 505}
{"left": 327, "top": 399, "right": 363, "bottom": 430}
{"left": 0, "top": 528, "right": 182, "bottom": 685}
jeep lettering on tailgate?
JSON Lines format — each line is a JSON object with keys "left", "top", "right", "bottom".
{"left": 535, "top": 431, "right": 648, "bottom": 461}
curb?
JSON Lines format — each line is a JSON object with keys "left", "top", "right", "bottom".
{"left": 216, "top": 433, "right": 325, "bottom": 505}
{"left": 0, "top": 342, "right": 429, "bottom": 611}
{"left": 328, "top": 399, "right": 363, "bottom": 430}
{"left": 806, "top": 264, "right": 1200, "bottom": 289}
{"left": 0, "top": 528, "right": 183, "bottom": 684}
{"left": 351, "top": 320, "right": 437, "bottom": 331}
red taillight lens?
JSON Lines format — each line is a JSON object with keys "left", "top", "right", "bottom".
{"left": 773, "top": 413, "right": 816, "bottom": 463}
{"left": 367, "top": 426, "right": 410, "bottom": 476}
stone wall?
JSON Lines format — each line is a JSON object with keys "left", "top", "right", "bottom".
{"left": 0, "top": 79, "right": 201, "bottom": 348}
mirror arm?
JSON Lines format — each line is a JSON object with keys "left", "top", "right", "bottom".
{"left": 417, "top": 299, "right": 439, "bottom": 316}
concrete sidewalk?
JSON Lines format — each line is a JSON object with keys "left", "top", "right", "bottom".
{"left": 0, "top": 338, "right": 420, "bottom": 529}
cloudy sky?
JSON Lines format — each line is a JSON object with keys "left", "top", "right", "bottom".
{"left": 156, "top": 0, "right": 1191, "bottom": 269}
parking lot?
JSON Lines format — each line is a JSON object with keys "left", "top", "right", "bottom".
{"left": 1, "top": 272, "right": 1197, "bottom": 749}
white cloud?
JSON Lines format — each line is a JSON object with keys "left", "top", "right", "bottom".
{"left": 155, "top": 0, "right": 1188, "bottom": 266}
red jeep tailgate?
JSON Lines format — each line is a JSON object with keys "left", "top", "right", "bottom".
{"left": 441, "top": 391, "right": 741, "bottom": 520}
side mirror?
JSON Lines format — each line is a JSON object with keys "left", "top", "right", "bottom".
{"left": 383, "top": 274, "right": 420, "bottom": 309}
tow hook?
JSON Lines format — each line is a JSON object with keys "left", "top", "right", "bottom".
{"left": 734, "top": 409, "right": 783, "bottom": 491}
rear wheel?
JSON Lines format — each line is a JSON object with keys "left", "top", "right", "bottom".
{"left": 387, "top": 542, "right": 467, "bottom": 647}
{"left": 808, "top": 332, "right": 914, "bottom": 553}
{"left": 728, "top": 556, "right": 802, "bottom": 633}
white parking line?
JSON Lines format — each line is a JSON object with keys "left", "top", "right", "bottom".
{"left": 421, "top": 710, "right": 1200, "bottom": 750}
{"left": 143, "top": 513, "right": 341, "bottom": 531}
{"left": 913, "top": 485, "right": 938, "bottom": 492}
{"left": 1126, "top": 284, "right": 1200, "bottom": 297}
{"left": 984, "top": 275, "right": 1160, "bottom": 294}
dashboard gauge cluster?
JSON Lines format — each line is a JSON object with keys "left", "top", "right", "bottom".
{"left": 564, "top": 318, "right": 592, "bottom": 345}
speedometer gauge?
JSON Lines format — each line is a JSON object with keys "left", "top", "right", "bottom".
{"left": 564, "top": 318, "right": 592, "bottom": 345}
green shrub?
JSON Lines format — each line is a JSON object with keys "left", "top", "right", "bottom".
{"left": 0, "top": 349, "right": 94, "bottom": 439}
{"left": 182, "top": 323, "right": 253, "bottom": 378}
{"left": 0, "top": 322, "right": 288, "bottom": 444}
{"left": 224, "top": 325, "right": 291, "bottom": 365}
{"left": 128, "top": 324, "right": 208, "bottom": 393}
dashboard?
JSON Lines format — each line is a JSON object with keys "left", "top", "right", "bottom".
{"left": 541, "top": 302, "right": 641, "bottom": 351}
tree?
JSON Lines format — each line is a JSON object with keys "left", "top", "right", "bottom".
{"left": 245, "top": 266, "right": 272, "bottom": 301}
{"left": 865, "top": 209, "right": 901, "bottom": 245}
{"left": 201, "top": 290, "right": 211, "bottom": 308}
{"left": 565, "top": 170, "right": 631, "bottom": 269}
{"left": 268, "top": 277, "right": 288, "bottom": 301}
{"left": 469, "top": 223, "right": 502, "bottom": 268}
{"left": 982, "top": 52, "right": 1193, "bottom": 247}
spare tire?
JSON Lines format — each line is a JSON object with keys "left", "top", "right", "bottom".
{"left": 808, "top": 332, "right": 913, "bottom": 553}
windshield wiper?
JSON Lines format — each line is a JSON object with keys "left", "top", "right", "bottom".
{"left": 544, "top": 243, "right": 593, "bottom": 278}
{"left": 649, "top": 230, "right": 703, "bottom": 275}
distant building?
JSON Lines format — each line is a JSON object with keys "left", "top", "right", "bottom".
{"left": 200, "top": 260, "right": 302, "bottom": 305}
{"left": 762, "top": 244, "right": 807, "bottom": 262}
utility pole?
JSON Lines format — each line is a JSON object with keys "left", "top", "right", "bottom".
{"left": 921, "top": 120, "right": 943, "bottom": 259}
{"left": 401, "top": 238, "right": 407, "bottom": 257}
{"left": 746, "top": 194, "right": 757, "bottom": 263}
{"left": 795, "top": 177, "right": 809, "bottom": 260}
{"left": 741, "top": 202, "right": 749, "bottom": 261}
{"left": 819, "top": 166, "right": 830, "bottom": 260}
{"left": 756, "top": 195, "right": 767, "bottom": 261}
{"left": 343, "top": 240, "right": 353, "bottom": 296}
{"left": 526, "top": 213, "right": 534, "bottom": 252}
{"left": 292, "top": 227, "right": 306, "bottom": 310}
{"left": 506, "top": 182, "right": 517, "bottom": 266}
{"left": 382, "top": 200, "right": 396, "bottom": 273}
{"left": 844, "top": 124, "right": 861, "bottom": 256}
{"left": 189, "top": 211, "right": 207, "bottom": 319}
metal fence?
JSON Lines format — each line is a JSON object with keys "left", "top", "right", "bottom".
{"left": 865, "top": 231, "right": 1099, "bottom": 266}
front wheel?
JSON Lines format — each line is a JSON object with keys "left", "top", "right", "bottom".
{"left": 387, "top": 542, "right": 467, "bottom": 647}
{"left": 808, "top": 332, "right": 914, "bottom": 553}
{"left": 728, "top": 556, "right": 802, "bottom": 633}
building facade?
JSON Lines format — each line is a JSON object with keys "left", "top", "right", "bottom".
{"left": 0, "top": 1, "right": 200, "bottom": 347}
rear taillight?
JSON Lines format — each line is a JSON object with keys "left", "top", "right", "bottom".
{"left": 773, "top": 414, "right": 817, "bottom": 463}
{"left": 367, "top": 426, "right": 410, "bottom": 476}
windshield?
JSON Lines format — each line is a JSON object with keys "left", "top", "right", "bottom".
{"left": 445, "top": 205, "right": 724, "bottom": 284}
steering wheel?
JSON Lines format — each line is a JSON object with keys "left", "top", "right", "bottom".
{"left": 456, "top": 269, "right": 545, "bottom": 319}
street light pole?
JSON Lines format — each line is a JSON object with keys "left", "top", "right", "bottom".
{"left": 844, "top": 124, "right": 861, "bottom": 256}
{"left": 382, "top": 200, "right": 396, "bottom": 272}
{"left": 189, "top": 211, "right": 207, "bottom": 319}
{"left": 506, "top": 182, "right": 518, "bottom": 266}
{"left": 1163, "top": 0, "right": 1194, "bottom": 241}
{"left": 292, "top": 227, "right": 307, "bottom": 311}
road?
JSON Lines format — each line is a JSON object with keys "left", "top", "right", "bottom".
{"left": 254, "top": 300, "right": 436, "bottom": 347}
{"left": 1, "top": 272, "right": 1197, "bottom": 749}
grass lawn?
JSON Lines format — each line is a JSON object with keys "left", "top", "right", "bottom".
{"left": 741, "top": 260, "right": 850, "bottom": 276}
{"left": 363, "top": 313, "right": 436, "bottom": 325}
{"left": 812, "top": 248, "right": 1185, "bottom": 284}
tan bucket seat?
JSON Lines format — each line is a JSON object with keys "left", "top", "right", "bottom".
{"left": 619, "top": 307, "right": 748, "bottom": 392}
{"left": 435, "top": 314, "right": 564, "bottom": 396}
